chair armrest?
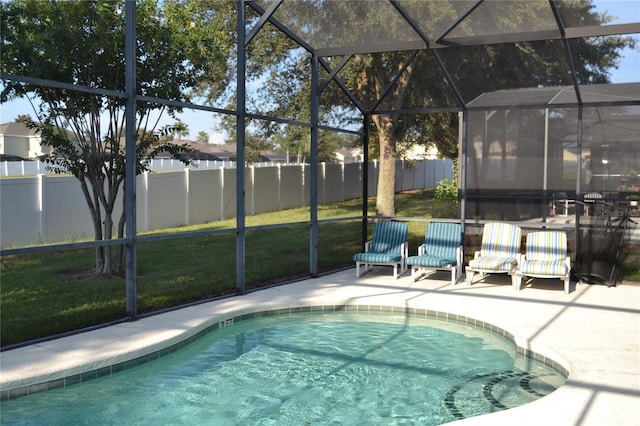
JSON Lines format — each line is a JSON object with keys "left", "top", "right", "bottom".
{"left": 456, "top": 245, "right": 463, "bottom": 266}
{"left": 401, "top": 241, "right": 408, "bottom": 259}
{"left": 417, "top": 243, "right": 426, "bottom": 255}
{"left": 473, "top": 251, "right": 481, "bottom": 260}
{"left": 364, "top": 240, "right": 372, "bottom": 252}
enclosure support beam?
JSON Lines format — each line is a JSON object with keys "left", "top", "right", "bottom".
{"left": 575, "top": 106, "right": 584, "bottom": 264}
{"left": 310, "top": 54, "right": 319, "bottom": 277}
{"left": 362, "top": 114, "right": 370, "bottom": 250}
{"left": 124, "top": 0, "right": 137, "bottom": 319}
{"left": 460, "top": 110, "right": 468, "bottom": 247}
{"left": 236, "top": 0, "right": 247, "bottom": 294}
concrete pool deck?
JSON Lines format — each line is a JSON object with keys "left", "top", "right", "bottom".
{"left": 1, "top": 269, "right": 639, "bottom": 425}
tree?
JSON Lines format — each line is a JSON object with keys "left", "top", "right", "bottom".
{"left": 196, "top": 131, "right": 209, "bottom": 144}
{"left": 172, "top": 120, "right": 189, "bottom": 142}
{"left": 1, "top": 0, "right": 229, "bottom": 274}
{"left": 244, "top": 0, "right": 633, "bottom": 216}
{"left": 243, "top": 132, "right": 273, "bottom": 163}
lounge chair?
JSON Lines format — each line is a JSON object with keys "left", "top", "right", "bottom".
{"left": 554, "top": 192, "right": 575, "bottom": 217}
{"left": 515, "top": 231, "right": 571, "bottom": 294}
{"left": 353, "top": 221, "right": 408, "bottom": 279}
{"left": 405, "top": 222, "right": 463, "bottom": 285}
{"left": 465, "top": 222, "right": 522, "bottom": 288}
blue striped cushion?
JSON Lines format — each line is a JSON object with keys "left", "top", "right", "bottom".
{"left": 353, "top": 252, "right": 402, "bottom": 263}
{"left": 368, "top": 221, "right": 408, "bottom": 254}
{"left": 480, "top": 223, "right": 522, "bottom": 258}
{"left": 406, "top": 222, "right": 461, "bottom": 267}
{"left": 469, "top": 255, "right": 518, "bottom": 271}
{"left": 353, "top": 221, "right": 408, "bottom": 263}
{"left": 423, "top": 222, "right": 462, "bottom": 261}
{"left": 406, "top": 254, "right": 452, "bottom": 267}
{"left": 521, "top": 259, "right": 568, "bottom": 276}
{"left": 525, "top": 231, "right": 567, "bottom": 261}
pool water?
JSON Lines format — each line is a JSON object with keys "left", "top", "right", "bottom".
{"left": 0, "top": 311, "right": 565, "bottom": 425}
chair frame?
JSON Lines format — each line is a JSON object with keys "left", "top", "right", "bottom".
{"left": 354, "top": 222, "right": 408, "bottom": 279}
{"left": 406, "top": 222, "right": 463, "bottom": 286}
{"left": 465, "top": 222, "right": 522, "bottom": 288}
{"left": 515, "top": 231, "right": 571, "bottom": 294}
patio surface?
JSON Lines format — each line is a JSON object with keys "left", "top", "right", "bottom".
{"left": 1, "top": 268, "right": 639, "bottom": 425}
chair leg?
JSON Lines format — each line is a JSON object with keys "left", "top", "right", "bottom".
{"left": 450, "top": 267, "right": 456, "bottom": 286}
{"left": 466, "top": 270, "right": 474, "bottom": 285}
{"left": 400, "top": 261, "right": 407, "bottom": 277}
{"left": 564, "top": 277, "right": 570, "bottom": 294}
{"left": 411, "top": 266, "right": 419, "bottom": 282}
{"left": 514, "top": 274, "right": 522, "bottom": 291}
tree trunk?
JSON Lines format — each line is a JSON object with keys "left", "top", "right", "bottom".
{"left": 102, "top": 213, "right": 113, "bottom": 274}
{"left": 373, "top": 114, "right": 397, "bottom": 216}
{"left": 115, "top": 202, "right": 126, "bottom": 274}
{"left": 359, "top": 55, "right": 415, "bottom": 217}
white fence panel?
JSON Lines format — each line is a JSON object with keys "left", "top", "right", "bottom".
{"left": 137, "top": 173, "right": 149, "bottom": 232}
{"left": 221, "top": 168, "right": 237, "bottom": 220}
{"left": 302, "top": 165, "right": 310, "bottom": 207}
{"left": 250, "top": 167, "right": 279, "bottom": 215}
{"left": 400, "top": 161, "right": 417, "bottom": 191}
{"left": 368, "top": 162, "right": 378, "bottom": 196}
{"left": 44, "top": 176, "right": 94, "bottom": 243}
{"left": 188, "top": 169, "right": 222, "bottom": 225}
{"left": 0, "top": 177, "right": 41, "bottom": 246}
{"left": 321, "top": 163, "right": 344, "bottom": 204}
{"left": 0, "top": 159, "right": 452, "bottom": 248}
{"left": 343, "top": 163, "right": 361, "bottom": 200}
{"left": 414, "top": 161, "right": 427, "bottom": 189}
{"left": 279, "top": 165, "right": 304, "bottom": 210}
{"left": 147, "top": 172, "right": 187, "bottom": 230}
{"left": 0, "top": 160, "right": 46, "bottom": 176}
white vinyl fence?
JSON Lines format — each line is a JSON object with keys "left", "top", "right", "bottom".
{"left": 1, "top": 158, "right": 246, "bottom": 176}
{"left": 0, "top": 159, "right": 453, "bottom": 248}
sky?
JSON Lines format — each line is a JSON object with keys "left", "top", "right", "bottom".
{"left": 1, "top": 0, "right": 638, "bottom": 144}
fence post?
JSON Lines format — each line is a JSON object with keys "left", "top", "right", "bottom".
{"left": 220, "top": 166, "right": 225, "bottom": 220}
{"left": 277, "top": 163, "right": 282, "bottom": 211}
{"left": 250, "top": 165, "right": 255, "bottom": 216}
{"left": 142, "top": 172, "right": 149, "bottom": 232}
{"left": 184, "top": 168, "right": 190, "bottom": 226}
{"left": 37, "top": 174, "right": 46, "bottom": 243}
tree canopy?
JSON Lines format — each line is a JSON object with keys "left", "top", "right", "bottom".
{"left": 240, "top": 0, "right": 633, "bottom": 215}
{"left": 0, "top": 0, "right": 229, "bottom": 273}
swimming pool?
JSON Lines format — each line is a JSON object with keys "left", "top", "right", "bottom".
{"left": 0, "top": 308, "right": 566, "bottom": 425}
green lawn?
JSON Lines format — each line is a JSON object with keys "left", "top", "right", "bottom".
{"left": 1, "top": 189, "right": 638, "bottom": 347}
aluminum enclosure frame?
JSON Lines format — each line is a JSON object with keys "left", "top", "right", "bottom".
{"left": 1, "top": 0, "right": 638, "bottom": 320}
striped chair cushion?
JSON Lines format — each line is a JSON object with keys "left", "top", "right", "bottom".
{"left": 406, "top": 222, "right": 461, "bottom": 267}
{"left": 405, "top": 254, "right": 453, "bottom": 268}
{"left": 469, "top": 255, "right": 518, "bottom": 271}
{"left": 480, "top": 223, "right": 522, "bottom": 258}
{"left": 423, "top": 222, "right": 462, "bottom": 261}
{"left": 521, "top": 259, "right": 568, "bottom": 276}
{"left": 368, "top": 221, "right": 408, "bottom": 254}
{"left": 353, "top": 221, "right": 408, "bottom": 263}
{"left": 353, "top": 252, "right": 402, "bottom": 263}
{"left": 524, "top": 231, "right": 567, "bottom": 261}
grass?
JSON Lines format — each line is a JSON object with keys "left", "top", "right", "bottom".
{"left": 1, "top": 188, "right": 638, "bottom": 347}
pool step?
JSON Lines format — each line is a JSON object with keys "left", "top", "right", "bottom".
{"left": 444, "top": 370, "right": 557, "bottom": 420}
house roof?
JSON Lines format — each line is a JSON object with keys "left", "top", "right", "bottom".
{"left": 0, "top": 122, "right": 39, "bottom": 137}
